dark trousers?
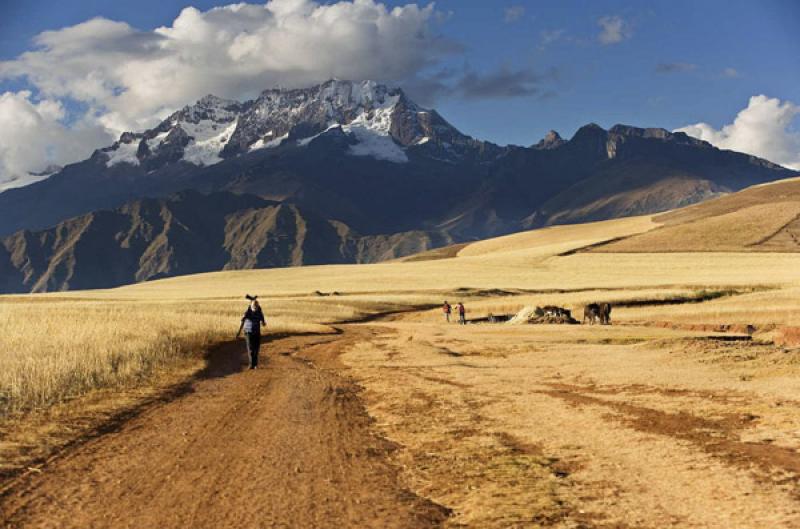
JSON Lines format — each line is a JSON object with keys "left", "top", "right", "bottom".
{"left": 245, "top": 332, "right": 261, "bottom": 368}
{"left": 459, "top": 313, "right": 466, "bottom": 325}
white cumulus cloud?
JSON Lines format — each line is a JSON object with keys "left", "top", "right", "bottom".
{"left": 0, "top": 91, "right": 113, "bottom": 190}
{"left": 0, "top": 0, "right": 449, "bottom": 188}
{"left": 676, "top": 95, "right": 800, "bottom": 170}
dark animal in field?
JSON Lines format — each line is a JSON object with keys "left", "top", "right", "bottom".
{"left": 599, "top": 303, "right": 612, "bottom": 325}
{"left": 583, "top": 303, "right": 601, "bottom": 324}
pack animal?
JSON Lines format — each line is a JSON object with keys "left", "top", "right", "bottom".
{"left": 599, "top": 303, "right": 612, "bottom": 325}
{"left": 583, "top": 303, "right": 601, "bottom": 325}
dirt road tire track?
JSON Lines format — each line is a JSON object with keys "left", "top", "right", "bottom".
{"left": 0, "top": 327, "right": 450, "bottom": 529}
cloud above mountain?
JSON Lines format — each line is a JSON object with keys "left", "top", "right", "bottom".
{"left": 0, "top": 0, "right": 450, "bottom": 188}
{"left": 676, "top": 95, "right": 800, "bottom": 170}
{"left": 0, "top": 91, "right": 113, "bottom": 191}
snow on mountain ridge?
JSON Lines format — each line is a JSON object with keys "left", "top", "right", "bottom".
{"left": 182, "top": 119, "right": 239, "bottom": 166}
{"left": 226, "top": 79, "right": 413, "bottom": 157}
{"left": 251, "top": 132, "right": 289, "bottom": 151}
{"left": 98, "top": 79, "right": 462, "bottom": 170}
{"left": 174, "top": 95, "right": 241, "bottom": 124}
{"left": 340, "top": 91, "right": 408, "bottom": 162}
{"left": 106, "top": 137, "right": 140, "bottom": 167}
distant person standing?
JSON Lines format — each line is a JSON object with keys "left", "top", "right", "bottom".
{"left": 457, "top": 302, "right": 466, "bottom": 325}
{"left": 237, "top": 296, "right": 266, "bottom": 369}
{"left": 443, "top": 301, "right": 452, "bottom": 323}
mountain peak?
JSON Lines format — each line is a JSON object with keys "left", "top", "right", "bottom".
{"left": 609, "top": 124, "right": 671, "bottom": 139}
{"left": 533, "top": 130, "right": 565, "bottom": 150}
{"left": 94, "top": 78, "right": 477, "bottom": 171}
{"left": 257, "top": 79, "right": 403, "bottom": 108}
{"left": 574, "top": 122, "right": 606, "bottom": 135}
{"left": 224, "top": 78, "right": 413, "bottom": 160}
{"left": 568, "top": 123, "right": 608, "bottom": 147}
{"left": 607, "top": 124, "right": 712, "bottom": 151}
{"left": 195, "top": 94, "right": 236, "bottom": 107}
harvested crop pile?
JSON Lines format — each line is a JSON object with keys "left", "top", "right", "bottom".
{"left": 507, "top": 306, "right": 579, "bottom": 325}
{"left": 507, "top": 306, "right": 538, "bottom": 324}
{"left": 529, "top": 314, "right": 579, "bottom": 324}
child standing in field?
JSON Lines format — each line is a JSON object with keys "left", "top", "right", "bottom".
{"left": 457, "top": 302, "right": 466, "bottom": 325}
{"left": 237, "top": 297, "right": 266, "bottom": 369}
{"left": 443, "top": 301, "right": 452, "bottom": 323}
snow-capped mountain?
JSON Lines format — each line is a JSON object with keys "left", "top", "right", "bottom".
{"left": 96, "top": 80, "right": 474, "bottom": 171}
{"left": 1, "top": 79, "right": 796, "bottom": 293}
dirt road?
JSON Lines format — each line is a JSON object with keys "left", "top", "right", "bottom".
{"left": 3, "top": 317, "right": 800, "bottom": 528}
{"left": 0, "top": 328, "right": 448, "bottom": 529}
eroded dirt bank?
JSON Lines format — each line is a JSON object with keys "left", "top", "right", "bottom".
{"left": 0, "top": 328, "right": 448, "bottom": 529}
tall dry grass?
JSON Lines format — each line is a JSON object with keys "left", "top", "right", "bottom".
{"left": 615, "top": 286, "right": 800, "bottom": 326}
{"left": 0, "top": 294, "right": 433, "bottom": 417}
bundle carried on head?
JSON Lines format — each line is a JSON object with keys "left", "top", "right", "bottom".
{"left": 245, "top": 294, "right": 259, "bottom": 301}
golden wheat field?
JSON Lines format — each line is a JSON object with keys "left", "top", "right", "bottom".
{"left": 3, "top": 213, "right": 800, "bottom": 418}
{"left": 4, "top": 209, "right": 800, "bottom": 528}
{"left": 0, "top": 294, "right": 438, "bottom": 417}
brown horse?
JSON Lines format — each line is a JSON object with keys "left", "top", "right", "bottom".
{"left": 583, "top": 303, "right": 600, "bottom": 324}
{"left": 599, "top": 303, "right": 612, "bottom": 325}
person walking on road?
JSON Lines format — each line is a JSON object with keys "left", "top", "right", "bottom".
{"left": 237, "top": 296, "right": 266, "bottom": 369}
{"left": 457, "top": 302, "right": 466, "bottom": 325}
{"left": 443, "top": 301, "right": 452, "bottom": 323}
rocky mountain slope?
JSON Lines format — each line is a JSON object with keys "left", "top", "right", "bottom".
{"left": 0, "top": 190, "right": 452, "bottom": 293}
{"left": 0, "top": 79, "right": 795, "bottom": 292}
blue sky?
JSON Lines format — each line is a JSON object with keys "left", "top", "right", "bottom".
{"left": 408, "top": 0, "right": 800, "bottom": 145}
{"left": 2, "top": 0, "right": 798, "bottom": 143}
{"left": 0, "top": 0, "right": 798, "bottom": 187}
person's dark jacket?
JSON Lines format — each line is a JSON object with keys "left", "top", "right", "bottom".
{"left": 241, "top": 308, "right": 266, "bottom": 335}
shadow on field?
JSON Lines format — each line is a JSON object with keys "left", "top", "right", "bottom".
{"left": 197, "top": 340, "right": 247, "bottom": 380}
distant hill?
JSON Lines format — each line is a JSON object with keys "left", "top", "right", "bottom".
{"left": 0, "top": 191, "right": 452, "bottom": 293}
{"left": 592, "top": 177, "right": 800, "bottom": 252}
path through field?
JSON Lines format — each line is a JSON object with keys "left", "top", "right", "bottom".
{"left": 2, "top": 315, "right": 800, "bottom": 528}
{"left": 0, "top": 328, "right": 449, "bottom": 529}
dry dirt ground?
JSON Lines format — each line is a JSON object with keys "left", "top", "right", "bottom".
{"left": 342, "top": 319, "right": 800, "bottom": 528}
{"left": 0, "top": 329, "right": 449, "bottom": 529}
{"left": 3, "top": 314, "right": 800, "bottom": 528}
